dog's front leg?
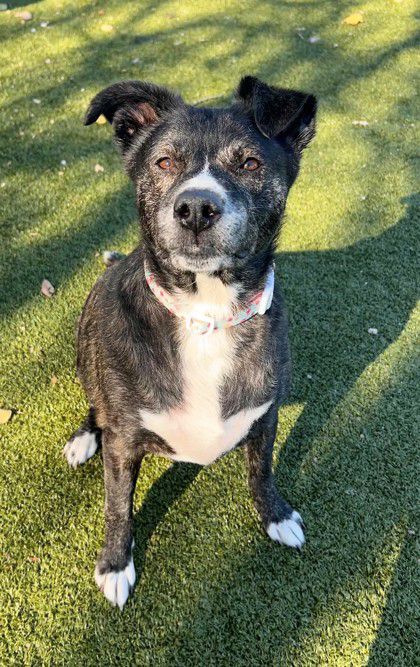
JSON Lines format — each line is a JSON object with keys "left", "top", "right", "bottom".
{"left": 245, "top": 406, "right": 305, "bottom": 549}
{"left": 94, "top": 429, "right": 143, "bottom": 609}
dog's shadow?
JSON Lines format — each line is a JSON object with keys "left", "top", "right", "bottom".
{"left": 132, "top": 460, "right": 201, "bottom": 575}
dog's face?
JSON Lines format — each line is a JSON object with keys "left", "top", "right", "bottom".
{"left": 86, "top": 77, "right": 316, "bottom": 273}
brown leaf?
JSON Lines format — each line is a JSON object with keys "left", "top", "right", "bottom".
{"left": 41, "top": 278, "right": 55, "bottom": 297}
{"left": 0, "top": 409, "right": 12, "bottom": 424}
{"left": 51, "top": 375, "right": 58, "bottom": 385}
{"left": 94, "top": 163, "right": 104, "bottom": 173}
{"left": 96, "top": 114, "right": 107, "bottom": 125}
{"left": 343, "top": 12, "right": 363, "bottom": 26}
{"left": 28, "top": 555, "right": 41, "bottom": 563}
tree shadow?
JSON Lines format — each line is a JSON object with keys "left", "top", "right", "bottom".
{"left": 0, "top": 181, "right": 135, "bottom": 319}
{"left": 1, "top": 0, "right": 416, "bottom": 324}
{"left": 5, "top": 0, "right": 42, "bottom": 8}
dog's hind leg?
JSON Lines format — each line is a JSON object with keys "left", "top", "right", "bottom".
{"left": 63, "top": 407, "right": 101, "bottom": 468}
{"left": 244, "top": 405, "right": 305, "bottom": 549}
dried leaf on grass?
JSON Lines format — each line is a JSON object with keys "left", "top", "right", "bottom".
{"left": 343, "top": 12, "right": 363, "bottom": 26}
{"left": 41, "top": 279, "right": 55, "bottom": 297}
{"left": 0, "top": 409, "right": 13, "bottom": 424}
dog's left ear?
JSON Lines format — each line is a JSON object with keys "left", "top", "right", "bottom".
{"left": 84, "top": 80, "right": 184, "bottom": 151}
{"left": 236, "top": 76, "right": 317, "bottom": 153}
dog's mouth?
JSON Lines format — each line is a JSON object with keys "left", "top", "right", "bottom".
{"left": 172, "top": 248, "right": 234, "bottom": 273}
{"left": 169, "top": 244, "right": 250, "bottom": 273}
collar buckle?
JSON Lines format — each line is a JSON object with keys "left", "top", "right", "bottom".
{"left": 185, "top": 313, "right": 215, "bottom": 335}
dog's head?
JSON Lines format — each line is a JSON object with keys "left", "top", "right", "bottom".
{"left": 85, "top": 77, "right": 316, "bottom": 273}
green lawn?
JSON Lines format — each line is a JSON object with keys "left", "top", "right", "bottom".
{"left": 0, "top": 0, "right": 419, "bottom": 664}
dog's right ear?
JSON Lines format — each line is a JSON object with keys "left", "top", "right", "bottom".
{"left": 84, "top": 80, "right": 184, "bottom": 151}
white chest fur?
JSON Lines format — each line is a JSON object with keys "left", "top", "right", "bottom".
{"left": 140, "top": 275, "right": 272, "bottom": 465}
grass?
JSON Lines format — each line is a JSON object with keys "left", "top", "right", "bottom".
{"left": 0, "top": 0, "right": 419, "bottom": 664}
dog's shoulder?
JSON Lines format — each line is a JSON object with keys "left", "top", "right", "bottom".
{"left": 80, "top": 247, "right": 158, "bottom": 329}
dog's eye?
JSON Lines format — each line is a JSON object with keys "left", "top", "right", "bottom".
{"left": 157, "top": 157, "right": 174, "bottom": 171}
{"left": 241, "top": 158, "right": 261, "bottom": 172}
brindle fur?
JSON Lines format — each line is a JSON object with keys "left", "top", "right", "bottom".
{"left": 69, "top": 76, "right": 317, "bottom": 600}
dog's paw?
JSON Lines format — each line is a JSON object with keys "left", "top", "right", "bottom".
{"left": 267, "top": 510, "right": 305, "bottom": 549}
{"left": 94, "top": 558, "right": 136, "bottom": 610}
{"left": 63, "top": 431, "right": 98, "bottom": 468}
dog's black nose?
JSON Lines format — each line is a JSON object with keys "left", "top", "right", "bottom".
{"left": 174, "top": 189, "right": 222, "bottom": 234}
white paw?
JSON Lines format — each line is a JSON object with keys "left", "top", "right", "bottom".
{"left": 63, "top": 431, "right": 98, "bottom": 468}
{"left": 267, "top": 510, "right": 305, "bottom": 549}
{"left": 94, "top": 558, "right": 136, "bottom": 610}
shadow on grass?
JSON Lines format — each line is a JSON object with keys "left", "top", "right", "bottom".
{"left": 367, "top": 535, "right": 417, "bottom": 666}
{"left": 0, "top": 181, "right": 135, "bottom": 318}
{"left": 4, "top": 16, "right": 418, "bottom": 122}
{"left": 1, "top": 0, "right": 417, "bottom": 321}
{"left": 4, "top": 0, "right": 43, "bottom": 9}
{"left": 132, "top": 461, "right": 201, "bottom": 577}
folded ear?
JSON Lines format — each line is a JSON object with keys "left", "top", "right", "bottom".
{"left": 85, "top": 80, "right": 184, "bottom": 150}
{"left": 236, "top": 76, "right": 317, "bottom": 153}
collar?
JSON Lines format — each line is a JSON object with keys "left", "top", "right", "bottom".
{"left": 144, "top": 262, "right": 275, "bottom": 335}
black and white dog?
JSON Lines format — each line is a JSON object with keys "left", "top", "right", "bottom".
{"left": 63, "top": 76, "right": 317, "bottom": 609}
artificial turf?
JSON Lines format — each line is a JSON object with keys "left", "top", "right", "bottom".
{"left": 0, "top": 0, "right": 419, "bottom": 664}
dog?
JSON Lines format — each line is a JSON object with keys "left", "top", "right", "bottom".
{"left": 63, "top": 76, "right": 317, "bottom": 609}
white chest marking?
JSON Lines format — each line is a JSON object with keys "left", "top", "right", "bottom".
{"left": 140, "top": 275, "right": 272, "bottom": 465}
